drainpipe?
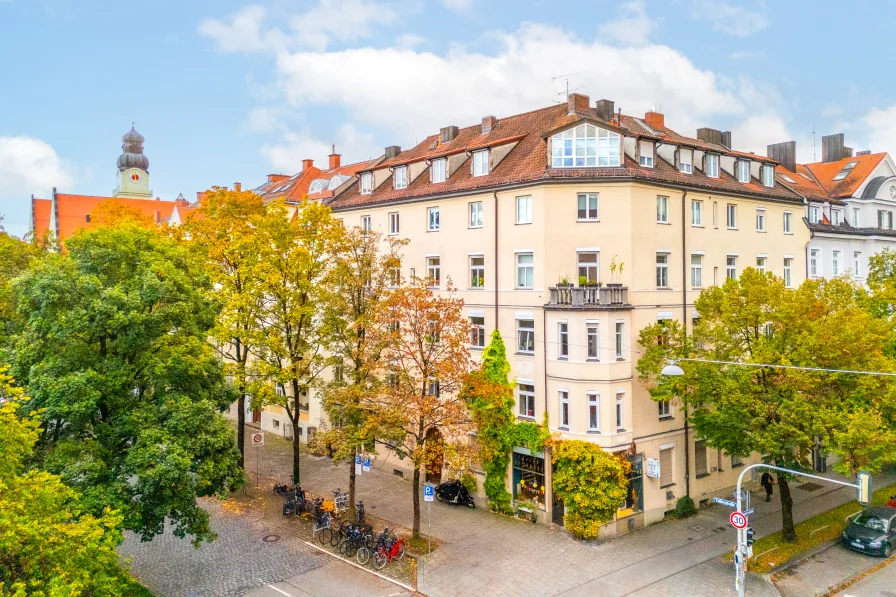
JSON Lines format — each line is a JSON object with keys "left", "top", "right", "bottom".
{"left": 493, "top": 191, "right": 499, "bottom": 325}
{"left": 681, "top": 190, "right": 690, "bottom": 498}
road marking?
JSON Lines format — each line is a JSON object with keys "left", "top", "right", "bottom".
{"left": 257, "top": 580, "right": 293, "bottom": 597}
{"left": 301, "top": 540, "right": 416, "bottom": 593}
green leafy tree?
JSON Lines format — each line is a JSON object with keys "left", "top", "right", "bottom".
{"left": 10, "top": 223, "right": 245, "bottom": 544}
{"left": 0, "top": 228, "right": 50, "bottom": 357}
{"left": 638, "top": 269, "right": 896, "bottom": 542}
{"left": 551, "top": 440, "right": 630, "bottom": 540}
{"left": 0, "top": 367, "right": 140, "bottom": 596}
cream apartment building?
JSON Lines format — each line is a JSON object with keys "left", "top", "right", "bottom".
{"left": 310, "top": 94, "right": 810, "bottom": 535}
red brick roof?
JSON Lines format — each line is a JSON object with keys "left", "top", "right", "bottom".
{"left": 32, "top": 194, "right": 188, "bottom": 240}
{"left": 255, "top": 157, "right": 382, "bottom": 203}
{"left": 805, "top": 153, "right": 887, "bottom": 199}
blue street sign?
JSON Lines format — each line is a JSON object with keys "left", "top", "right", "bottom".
{"left": 744, "top": 509, "right": 754, "bottom": 516}
{"left": 363, "top": 457, "right": 371, "bottom": 472}
{"left": 423, "top": 483, "right": 435, "bottom": 502}
{"left": 355, "top": 455, "right": 361, "bottom": 465}
{"left": 714, "top": 497, "right": 737, "bottom": 508}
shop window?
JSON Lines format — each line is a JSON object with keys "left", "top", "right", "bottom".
{"left": 512, "top": 451, "right": 545, "bottom": 508}
{"left": 619, "top": 453, "right": 643, "bottom": 515}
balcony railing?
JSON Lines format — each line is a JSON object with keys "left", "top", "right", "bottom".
{"left": 547, "top": 285, "right": 629, "bottom": 308}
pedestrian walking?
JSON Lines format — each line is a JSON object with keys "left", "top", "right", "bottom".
{"left": 761, "top": 471, "right": 774, "bottom": 502}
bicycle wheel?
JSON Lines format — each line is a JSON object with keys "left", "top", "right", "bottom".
{"left": 318, "top": 528, "right": 333, "bottom": 546}
{"left": 395, "top": 542, "right": 406, "bottom": 561}
{"left": 344, "top": 540, "right": 359, "bottom": 558}
{"left": 330, "top": 530, "right": 343, "bottom": 548}
{"left": 356, "top": 546, "right": 370, "bottom": 566}
{"left": 373, "top": 551, "right": 387, "bottom": 570}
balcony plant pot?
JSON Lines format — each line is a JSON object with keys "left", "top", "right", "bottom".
{"left": 556, "top": 283, "right": 573, "bottom": 288}
{"left": 584, "top": 282, "right": 600, "bottom": 287}
{"left": 607, "top": 283, "right": 623, "bottom": 288}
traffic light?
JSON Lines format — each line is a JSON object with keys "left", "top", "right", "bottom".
{"left": 857, "top": 472, "right": 871, "bottom": 505}
{"left": 746, "top": 526, "right": 754, "bottom": 546}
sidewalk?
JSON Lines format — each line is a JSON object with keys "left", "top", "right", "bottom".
{"left": 248, "top": 426, "right": 895, "bottom": 597}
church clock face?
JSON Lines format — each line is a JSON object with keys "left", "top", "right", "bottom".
{"left": 131, "top": 172, "right": 141, "bottom": 183}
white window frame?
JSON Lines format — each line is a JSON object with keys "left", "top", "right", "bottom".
{"left": 516, "top": 252, "right": 534, "bottom": 289}
{"left": 691, "top": 254, "right": 703, "bottom": 288}
{"left": 705, "top": 153, "right": 720, "bottom": 178}
{"left": 679, "top": 148, "right": 693, "bottom": 174}
{"left": 518, "top": 383, "right": 535, "bottom": 418}
{"left": 360, "top": 172, "right": 373, "bottom": 195}
{"left": 783, "top": 258, "right": 793, "bottom": 288}
{"left": 853, "top": 207, "right": 860, "bottom": 227}
{"left": 393, "top": 165, "right": 408, "bottom": 190}
{"left": 756, "top": 256, "right": 767, "bottom": 273}
{"left": 427, "top": 256, "right": 441, "bottom": 287}
{"left": 756, "top": 208, "right": 766, "bottom": 232}
{"left": 577, "top": 193, "right": 599, "bottom": 221}
{"left": 469, "top": 201, "right": 483, "bottom": 228}
{"left": 389, "top": 212, "right": 400, "bottom": 235}
{"left": 727, "top": 204, "right": 737, "bottom": 229}
{"left": 762, "top": 164, "right": 774, "bottom": 187}
{"left": 361, "top": 215, "right": 371, "bottom": 233}
{"left": 615, "top": 391, "right": 624, "bottom": 431}
{"left": 832, "top": 209, "right": 843, "bottom": 226}
{"left": 691, "top": 200, "right": 703, "bottom": 226}
{"left": 427, "top": 206, "right": 440, "bottom": 231}
{"left": 656, "top": 196, "right": 669, "bottom": 223}
{"left": 469, "top": 255, "right": 485, "bottom": 289}
{"left": 809, "top": 248, "right": 820, "bottom": 277}
{"left": 737, "top": 160, "right": 750, "bottom": 183}
{"left": 658, "top": 400, "right": 672, "bottom": 419}
{"left": 551, "top": 124, "right": 621, "bottom": 167}
{"left": 726, "top": 255, "right": 737, "bottom": 280}
{"left": 587, "top": 392, "right": 600, "bottom": 431}
{"left": 558, "top": 322, "right": 569, "bottom": 359}
{"left": 656, "top": 252, "right": 669, "bottom": 288}
{"left": 472, "top": 150, "right": 489, "bottom": 177}
{"left": 783, "top": 211, "right": 792, "bottom": 234}
{"left": 586, "top": 323, "right": 600, "bottom": 360}
{"left": 577, "top": 251, "right": 599, "bottom": 284}
{"left": 809, "top": 206, "right": 821, "bottom": 224}
{"left": 639, "top": 140, "right": 654, "bottom": 168}
{"left": 517, "top": 319, "right": 535, "bottom": 354}
{"left": 470, "top": 316, "right": 485, "bottom": 348}
{"left": 615, "top": 321, "right": 624, "bottom": 360}
{"left": 559, "top": 390, "right": 569, "bottom": 428}
{"left": 516, "top": 195, "right": 532, "bottom": 224}
{"left": 854, "top": 251, "right": 862, "bottom": 278}
{"left": 832, "top": 250, "right": 842, "bottom": 276}
{"left": 431, "top": 158, "right": 446, "bottom": 183}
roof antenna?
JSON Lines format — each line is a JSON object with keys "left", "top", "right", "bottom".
{"left": 812, "top": 122, "right": 816, "bottom": 163}
{"left": 551, "top": 70, "right": 592, "bottom": 101}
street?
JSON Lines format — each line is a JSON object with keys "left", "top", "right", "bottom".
{"left": 835, "top": 558, "right": 896, "bottom": 597}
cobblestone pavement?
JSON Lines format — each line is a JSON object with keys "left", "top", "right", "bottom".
{"left": 251, "top": 426, "right": 896, "bottom": 597}
{"left": 832, "top": 556, "right": 896, "bottom": 596}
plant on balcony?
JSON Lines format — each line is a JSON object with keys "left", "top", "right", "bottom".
{"left": 557, "top": 276, "right": 573, "bottom": 288}
{"left": 608, "top": 255, "right": 624, "bottom": 287}
{"left": 577, "top": 275, "right": 588, "bottom": 287}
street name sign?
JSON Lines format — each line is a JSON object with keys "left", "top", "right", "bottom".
{"left": 713, "top": 497, "right": 737, "bottom": 508}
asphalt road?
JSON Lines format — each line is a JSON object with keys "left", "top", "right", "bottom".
{"left": 835, "top": 558, "right": 896, "bottom": 597}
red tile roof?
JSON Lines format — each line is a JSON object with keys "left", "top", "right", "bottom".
{"left": 804, "top": 153, "right": 887, "bottom": 199}
{"left": 255, "top": 157, "right": 382, "bottom": 203}
{"left": 32, "top": 194, "right": 188, "bottom": 240}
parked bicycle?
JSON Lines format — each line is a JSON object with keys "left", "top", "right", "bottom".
{"left": 356, "top": 527, "right": 405, "bottom": 569}
{"left": 281, "top": 485, "right": 310, "bottom": 516}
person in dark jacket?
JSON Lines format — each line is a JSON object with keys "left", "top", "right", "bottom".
{"left": 761, "top": 472, "right": 774, "bottom": 502}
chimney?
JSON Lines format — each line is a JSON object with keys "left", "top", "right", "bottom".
{"left": 696, "top": 127, "right": 723, "bottom": 146}
{"left": 384, "top": 145, "right": 401, "bottom": 159}
{"left": 567, "top": 92, "right": 590, "bottom": 115}
{"left": 857, "top": 150, "right": 871, "bottom": 156}
{"left": 595, "top": 99, "right": 615, "bottom": 122}
{"left": 822, "top": 133, "right": 846, "bottom": 163}
{"left": 844, "top": 146, "right": 854, "bottom": 158}
{"left": 302, "top": 158, "right": 314, "bottom": 172}
{"left": 267, "top": 174, "right": 289, "bottom": 184}
{"left": 155, "top": 210, "right": 161, "bottom": 223}
{"left": 767, "top": 141, "right": 796, "bottom": 173}
{"left": 644, "top": 110, "right": 665, "bottom": 131}
{"left": 328, "top": 145, "right": 341, "bottom": 169}
{"left": 196, "top": 191, "right": 207, "bottom": 204}
{"left": 234, "top": 182, "right": 241, "bottom": 192}
{"left": 721, "top": 131, "right": 732, "bottom": 149}
{"left": 440, "top": 126, "right": 459, "bottom": 143}
{"left": 481, "top": 115, "right": 497, "bottom": 135}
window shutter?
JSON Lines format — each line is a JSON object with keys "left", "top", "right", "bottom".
{"left": 660, "top": 448, "right": 673, "bottom": 486}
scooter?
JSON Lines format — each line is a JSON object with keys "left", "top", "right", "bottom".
{"left": 887, "top": 495, "right": 896, "bottom": 509}
{"left": 435, "top": 479, "right": 475, "bottom": 508}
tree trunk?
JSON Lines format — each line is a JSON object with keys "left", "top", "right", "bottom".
{"left": 778, "top": 474, "right": 796, "bottom": 542}
{"left": 292, "top": 419, "right": 301, "bottom": 485}
{"left": 235, "top": 338, "right": 245, "bottom": 468}
{"left": 412, "top": 464, "right": 421, "bottom": 539}
{"left": 349, "top": 449, "right": 357, "bottom": 520}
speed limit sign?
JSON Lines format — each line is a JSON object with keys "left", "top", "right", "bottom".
{"left": 730, "top": 511, "right": 747, "bottom": 529}
{"left": 251, "top": 431, "right": 265, "bottom": 448}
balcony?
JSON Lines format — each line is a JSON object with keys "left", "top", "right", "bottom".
{"left": 546, "top": 285, "right": 631, "bottom": 309}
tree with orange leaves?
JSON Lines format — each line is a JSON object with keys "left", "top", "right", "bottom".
{"left": 371, "top": 277, "right": 473, "bottom": 538}
{"left": 92, "top": 199, "right": 156, "bottom": 228}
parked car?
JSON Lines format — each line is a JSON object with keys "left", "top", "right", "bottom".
{"left": 841, "top": 506, "right": 896, "bottom": 557}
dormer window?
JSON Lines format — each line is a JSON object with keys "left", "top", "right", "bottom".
{"left": 679, "top": 149, "right": 693, "bottom": 174}
{"left": 762, "top": 165, "right": 774, "bottom": 187}
{"left": 705, "top": 154, "right": 720, "bottom": 178}
{"left": 551, "top": 124, "right": 621, "bottom": 168}
{"left": 431, "top": 158, "right": 446, "bottom": 183}
{"left": 309, "top": 180, "right": 326, "bottom": 193}
{"left": 472, "top": 150, "right": 489, "bottom": 176}
{"left": 809, "top": 205, "right": 821, "bottom": 224}
{"left": 737, "top": 160, "right": 750, "bottom": 183}
{"left": 360, "top": 172, "right": 372, "bottom": 195}
{"left": 639, "top": 140, "right": 654, "bottom": 168}
{"left": 832, "top": 209, "right": 843, "bottom": 226}
{"left": 393, "top": 165, "right": 408, "bottom": 190}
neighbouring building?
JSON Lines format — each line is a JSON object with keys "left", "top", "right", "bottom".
{"left": 768, "top": 135, "right": 896, "bottom": 284}
{"left": 30, "top": 126, "right": 189, "bottom": 240}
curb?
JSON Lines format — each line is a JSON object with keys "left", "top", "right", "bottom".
{"left": 301, "top": 539, "right": 418, "bottom": 595}
{"left": 767, "top": 539, "right": 839, "bottom": 575}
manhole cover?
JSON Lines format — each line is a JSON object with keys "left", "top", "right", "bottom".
{"left": 689, "top": 525, "right": 705, "bottom": 532}
{"left": 262, "top": 534, "right": 281, "bottom": 543}
{"left": 798, "top": 482, "right": 824, "bottom": 492}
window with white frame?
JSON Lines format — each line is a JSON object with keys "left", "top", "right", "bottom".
{"left": 691, "top": 200, "right": 703, "bottom": 226}
{"left": 691, "top": 254, "right": 703, "bottom": 288}
{"left": 679, "top": 148, "right": 693, "bottom": 174}
{"left": 469, "top": 201, "right": 483, "bottom": 228}
{"left": 832, "top": 209, "right": 843, "bottom": 226}
{"left": 427, "top": 256, "right": 440, "bottom": 287}
{"left": 360, "top": 172, "right": 373, "bottom": 194}
{"left": 879, "top": 210, "right": 893, "bottom": 229}
{"left": 361, "top": 215, "right": 371, "bottom": 232}
{"left": 587, "top": 323, "right": 599, "bottom": 360}
{"left": 639, "top": 140, "right": 654, "bottom": 167}
{"left": 762, "top": 164, "right": 775, "bottom": 187}
{"left": 389, "top": 212, "right": 400, "bottom": 235}
{"left": 809, "top": 248, "right": 820, "bottom": 277}
{"left": 393, "top": 165, "right": 408, "bottom": 189}
{"left": 577, "top": 193, "right": 599, "bottom": 220}
{"left": 427, "top": 378, "right": 440, "bottom": 397}
{"left": 705, "top": 153, "right": 720, "bottom": 178}
{"left": 559, "top": 390, "right": 569, "bottom": 427}
{"left": 737, "top": 160, "right": 750, "bottom": 183}
{"left": 470, "top": 316, "right": 485, "bottom": 348}
{"left": 516, "top": 195, "right": 532, "bottom": 224}
{"left": 427, "top": 206, "right": 440, "bottom": 231}
{"left": 853, "top": 207, "right": 861, "bottom": 227}
{"left": 389, "top": 263, "right": 401, "bottom": 288}
{"left": 783, "top": 211, "right": 792, "bottom": 234}
{"left": 517, "top": 320, "right": 535, "bottom": 354}
{"left": 516, "top": 253, "right": 534, "bottom": 288}
{"left": 469, "top": 255, "right": 485, "bottom": 288}
{"left": 658, "top": 400, "right": 671, "bottom": 419}
{"left": 854, "top": 252, "right": 861, "bottom": 277}
{"left": 657, "top": 196, "right": 669, "bottom": 223}
{"left": 577, "top": 251, "right": 599, "bottom": 283}
{"left": 472, "top": 150, "right": 489, "bottom": 176}
{"left": 832, "top": 250, "right": 842, "bottom": 275}
{"left": 726, "top": 256, "right": 737, "bottom": 280}
{"left": 756, "top": 208, "right": 766, "bottom": 232}
{"left": 551, "top": 124, "right": 621, "bottom": 167}
{"left": 783, "top": 258, "right": 793, "bottom": 288}
{"left": 431, "top": 158, "right": 446, "bottom": 183}
{"left": 809, "top": 205, "right": 821, "bottom": 224}
{"left": 518, "top": 383, "right": 535, "bottom": 418}
{"left": 558, "top": 322, "right": 568, "bottom": 358}
{"left": 616, "top": 392, "right": 624, "bottom": 431}
{"left": 656, "top": 252, "right": 669, "bottom": 287}
{"left": 756, "top": 256, "right": 767, "bottom": 273}
{"left": 615, "top": 321, "right": 624, "bottom": 359}
{"left": 587, "top": 392, "right": 600, "bottom": 431}
{"left": 727, "top": 204, "right": 737, "bottom": 228}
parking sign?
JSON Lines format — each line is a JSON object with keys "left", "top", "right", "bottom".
{"left": 363, "top": 457, "right": 371, "bottom": 472}
{"left": 423, "top": 483, "right": 435, "bottom": 502}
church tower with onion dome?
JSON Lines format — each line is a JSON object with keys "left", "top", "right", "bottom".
{"left": 113, "top": 124, "right": 152, "bottom": 198}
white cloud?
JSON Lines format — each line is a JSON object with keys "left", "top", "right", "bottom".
{"left": 597, "top": 0, "right": 656, "bottom": 46}
{"left": 260, "top": 123, "right": 379, "bottom": 172}
{"left": 441, "top": 0, "right": 472, "bottom": 12}
{"left": 0, "top": 135, "right": 73, "bottom": 197}
{"left": 198, "top": 5, "right": 285, "bottom": 53}
{"left": 691, "top": 1, "right": 768, "bottom": 37}
{"left": 395, "top": 33, "right": 425, "bottom": 49}
{"left": 731, "top": 114, "right": 792, "bottom": 156}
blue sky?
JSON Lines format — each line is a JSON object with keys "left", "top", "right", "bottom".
{"left": 3, "top": 0, "right": 896, "bottom": 237}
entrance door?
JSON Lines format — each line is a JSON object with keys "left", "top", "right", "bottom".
{"left": 552, "top": 493, "right": 565, "bottom": 525}
{"left": 252, "top": 409, "right": 262, "bottom": 424}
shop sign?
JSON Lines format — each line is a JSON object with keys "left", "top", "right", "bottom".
{"left": 646, "top": 457, "right": 660, "bottom": 479}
